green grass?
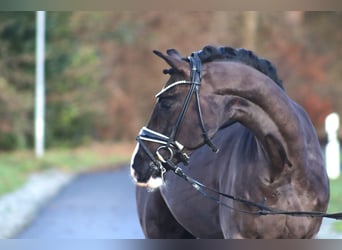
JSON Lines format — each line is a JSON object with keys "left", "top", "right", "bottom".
{"left": 0, "top": 142, "right": 135, "bottom": 196}
{"left": 327, "top": 177, "right": 342, "bottom": 212}
{"left": 327, "top": 176, "right": 342, "bottom": 232}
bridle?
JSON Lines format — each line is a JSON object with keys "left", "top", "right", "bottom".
{"left": 136, "top": 52, "right": 218, "bottom": 178}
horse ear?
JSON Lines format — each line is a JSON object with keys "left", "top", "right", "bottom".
{"left": 153, "top": 50, "right": 190, "bottom": 75}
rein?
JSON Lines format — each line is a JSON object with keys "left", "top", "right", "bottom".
{"left": 166, "top": 159, "right": 342, "bottom": 220}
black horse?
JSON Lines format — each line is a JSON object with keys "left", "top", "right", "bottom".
{"left": 130, "top": 46, "right": 329, "bottom": 238}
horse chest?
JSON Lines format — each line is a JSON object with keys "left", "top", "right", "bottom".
{"left": 161, "top": 173, "right": 223, "bottom": 238}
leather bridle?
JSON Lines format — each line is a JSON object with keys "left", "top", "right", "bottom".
{"left": 136, "top": 52, "right": 218, "bottom": 178}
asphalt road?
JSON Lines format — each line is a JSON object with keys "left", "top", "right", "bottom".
{"left": 15, "top": 166, "right": 144, "bottom": 239}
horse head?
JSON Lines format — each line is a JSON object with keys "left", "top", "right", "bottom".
{"left": 130, "top": 49, "right": 220, "bottom": 188}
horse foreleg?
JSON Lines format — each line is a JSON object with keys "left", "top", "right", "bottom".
{"left": 136, "top": 186, "right": 195, "bottom": 239}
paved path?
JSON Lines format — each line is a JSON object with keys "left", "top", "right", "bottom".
{"left": 15, "top": 166, "right": 144, "bottom": 239}
{"left": 13, "top": 165, "right": 341, "bottom": 239}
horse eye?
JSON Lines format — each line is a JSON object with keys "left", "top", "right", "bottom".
{"left": 158, "top": 97, "right": 173, "bottom": 110}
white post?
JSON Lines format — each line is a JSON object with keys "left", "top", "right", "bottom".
{"left": 325, "top": 112, "right": 340, "bottom": 179}
{"left": 35, "top": 11, "right": 46, "bottom": 158}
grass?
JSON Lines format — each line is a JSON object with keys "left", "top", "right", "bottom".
{"left": 327, "top": 176, "right": 342, "bottom": 232}
{"left": 0, "top": 142, "right": 135, "bottom": 196}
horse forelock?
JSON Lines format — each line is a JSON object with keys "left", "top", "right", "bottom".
{"left": 181, "top": 45, "right": 284, "bottom": 90}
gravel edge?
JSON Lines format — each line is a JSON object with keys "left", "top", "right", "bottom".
{"left": 0, "top": 169, "right": 75, "bottom": 239}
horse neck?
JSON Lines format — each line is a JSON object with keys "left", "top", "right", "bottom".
{"left": 206, "top": 62, "right": 319, "bottom": 178}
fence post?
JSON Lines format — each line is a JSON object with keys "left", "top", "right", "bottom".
{"left": 325, "top": 112, "right": 340, "bottom": 179}
{"left": 35, "top": 11, "right": 46, "bottom": 158}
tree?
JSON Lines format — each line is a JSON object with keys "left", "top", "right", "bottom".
{"left": 0, "top": 12, "right": 340, "bottom": 150}
{"left": 0, "top": 12, "right": 35, "bottom": 149}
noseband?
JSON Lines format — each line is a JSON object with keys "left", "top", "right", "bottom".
{"left": 136, "top": 52, "right": 218, "bottom": 178}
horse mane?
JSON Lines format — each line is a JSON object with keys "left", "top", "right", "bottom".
{"left": 194, "top": 45, "right": 284, "bottom": 90}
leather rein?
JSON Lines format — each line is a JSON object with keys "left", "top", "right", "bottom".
{"left": 136, "top": 52, "right": 342, "bottom": 220}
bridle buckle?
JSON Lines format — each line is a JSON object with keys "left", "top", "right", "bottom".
{"left": 156, "top": 145, "right": 174, "bottom": 163}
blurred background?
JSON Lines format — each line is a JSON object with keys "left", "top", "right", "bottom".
{"left": 0, "top": 11, "right": 341, "bottom": 150}
{"left": 0, "top": 10, "right": 341, "bottom": 191}
{"left": 0, "top": 11, "right": 342, "bottom": 238}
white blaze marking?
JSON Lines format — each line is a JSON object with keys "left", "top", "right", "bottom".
{"left": 130, "top": 143, "right": 139, "bottom": 167}
{"left": 130, "top": 143, "right": 140, "bottom": 182}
